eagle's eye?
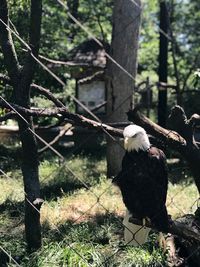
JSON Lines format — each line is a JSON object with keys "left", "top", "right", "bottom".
{"left": 132, "top": 133, "right": 139, "bottom": 138}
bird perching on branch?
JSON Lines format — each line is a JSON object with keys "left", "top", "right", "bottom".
{"left": 113, "top": 125, "right": 169, "bottom": 246}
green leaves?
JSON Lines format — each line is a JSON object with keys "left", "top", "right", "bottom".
{"left": 193, "top": 69, "right": 200, "bottom": 89}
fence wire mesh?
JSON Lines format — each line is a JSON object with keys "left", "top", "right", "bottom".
{"left": 0, "top": 0, "right": 200, "bottom": 266}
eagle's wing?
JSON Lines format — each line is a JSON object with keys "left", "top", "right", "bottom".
{"left": 113, "top": 147, "right": 169, "bottom": 232}
{"left": 147, "top": 147, "right": 169, "bottom": 231}
{"left": 147, "top": 147, "right": 168, "bottom": 204}
{"left": 112, "top": 152, "right": 133, "bottom": 186}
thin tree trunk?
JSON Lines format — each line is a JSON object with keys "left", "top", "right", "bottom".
{"left": 18, "top": 118, "right": 42, "bottom": 250}
{"left": 158, "top": 1, "right": 169, "bottom": 127}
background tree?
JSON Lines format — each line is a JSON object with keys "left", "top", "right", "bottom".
{"left": 169, "top": 0, "right": 200, "bottom": 106}
{"left": 106, "top": 0, "right": 142, "bottom": 177}
{"left": 0, "top": 0, "right": 200, "bottom": 264}
{"left": 157, "top": 0, "right": 169, "bottom": 127}
{"left": 0, "top": 0, "right": 42, "bottom": 250}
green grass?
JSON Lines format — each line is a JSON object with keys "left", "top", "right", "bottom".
{"left": 0, "top": 148, "right": 199, "bottom": 266}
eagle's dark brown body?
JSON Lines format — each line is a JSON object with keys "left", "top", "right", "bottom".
{"left": 113, "top": 146, "right": 169, "bottom": 232}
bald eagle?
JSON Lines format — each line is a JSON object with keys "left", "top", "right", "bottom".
{"left": 113, "top": 124, "right": 169, "bottom": 245}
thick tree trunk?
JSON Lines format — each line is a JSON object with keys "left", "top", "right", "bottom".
{"left": 0, "top": 0, "right": 43, "bottom": 250}
{"left": 106, "top": 0, "right": 141, "bottom": 177}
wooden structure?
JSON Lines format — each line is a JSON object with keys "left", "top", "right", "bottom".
{"left": 67, "top": 39, "right": 109, "bottom": 119}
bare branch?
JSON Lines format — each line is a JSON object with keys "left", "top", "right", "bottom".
{"left": 38, "top": 124, "right": 73, "bottom": 154}
{"left": 31, "top": 84, "right": 64, "bottom": 108}
{"left": 38, "top": 55, "right": 90, "bottom": 67}
{"left": 0, "top": 74, "right": 65, "bottom": 108}
{"left": 0, "top": 101, "right": 123, "bottom": 137}
{"left": 90, "top": 101, "right": 107, "bottom": 113}
{"left": 96, "top": 14, "right": 106, "bottom": 42}
{"left": 127, "top": 108, "right": 186, "bottom": 150}
{"left": 0, "top": 0, "right": 20, "bottom": 84}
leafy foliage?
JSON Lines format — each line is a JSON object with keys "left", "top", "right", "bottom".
{"left": 169, "top": 0, "right": 200, "bottom": 89}
{"left": 1, "top": 0, "right": 200, "bottom": 115}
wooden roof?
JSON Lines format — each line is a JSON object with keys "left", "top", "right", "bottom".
{"left": 67, "top": 39, "right": 109, "bottom": 68}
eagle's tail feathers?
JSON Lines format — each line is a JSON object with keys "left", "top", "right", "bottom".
{"left": 123, "top": 210, "right": 151, "bottom": 246}
{"left": 151, "top": 207, "right": 169, "bottom": 233}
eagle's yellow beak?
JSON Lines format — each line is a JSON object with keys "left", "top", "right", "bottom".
{"left": 124, "top": 137, "right": 129, "bottom": 150}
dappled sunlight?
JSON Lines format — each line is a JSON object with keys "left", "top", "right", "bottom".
{"left": 167, "top": 182, "right": 199, "bottom": 219}
{"left": 0, "top": 174, "right": 24, "bottom": 205}
{"left": 1, "top": 151, "right": 200, "bottom": 266}
{"left": 40, "top": 179, "right": 125, "bottom": 227}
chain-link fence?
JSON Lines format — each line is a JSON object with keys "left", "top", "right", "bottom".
{"left": 0, "top": 0, "right": 200, "bottom": 266}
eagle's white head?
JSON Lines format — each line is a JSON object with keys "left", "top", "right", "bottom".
{"left": 123, "top": 125, "right": 150, "bottom": 152}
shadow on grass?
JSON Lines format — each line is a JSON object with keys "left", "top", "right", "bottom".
{"left": 40, "top": 180, "right": 85, "bottom": 201}
{"left": 0, "top": 198, "right": 24, "bottom": 215}
{"left": 42, "top": 211, "right": 123, "bottom": 245}
{"left": 0, "top": 144, "right": 22, "bottom": 171}
{"left": 0, "top": 180, "right": 86, "bottom": 215}
{"left": 39, "top": 141, "right": 106, "bottom": 163}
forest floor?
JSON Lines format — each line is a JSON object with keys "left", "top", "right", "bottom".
{"left": 0, "top": 143, "right": 199, "bottom": 267}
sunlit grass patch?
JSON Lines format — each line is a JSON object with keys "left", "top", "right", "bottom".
{"left": 1, "top": 152, "right": 200, "bottom": 267}
{"left": 120, "top": 245, "right": 167, "bottom": 267}
{"left": 167, "top": 182, "right": 199, "bottom": 218}
{"left": 0, "top": 170, "right": 24, "bottom": 204}
{"left": 39, "top": 154, "right": 107, "bottom": 201}
{"left": 41, "top": 176, "right": 124, "bottom": 226}
{"left": 19, "top": 242, "right": 102, "bottom": 267}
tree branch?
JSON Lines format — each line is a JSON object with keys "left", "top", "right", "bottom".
{"left": 38, "top": 124, "right": 73, "bottom": 154}
{"left": 129, "top": 217, "right": 200, "bottom": 244}
{"left": 0, "top": 101, "right": 123, "bottom": 137}
{"left": 0, "top": 74, "right": 65, "bottom": 108}
{"left": 127, "top": 108, "right": 186, "bottom": 150}
{"left": 0, "top": 0, "right": 20, "bottom": 84}
{"left": 31, "top": 84, "right": 64, "bottom": 108}
{"left": 38, "top": 54, "right": 90, "bottom": 66}
{"left": 96, "top": 14, "right": 106, "bottom": 42}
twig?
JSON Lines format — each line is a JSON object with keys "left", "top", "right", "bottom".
{"left": 31, "top": 83, "right": 64, "bottom": 108}
{"left": 38, "top": 124, "right": 73, "bottom": 153}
